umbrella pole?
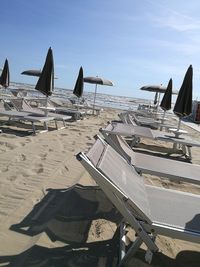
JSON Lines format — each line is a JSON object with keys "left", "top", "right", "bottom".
{"left": 92, "top": 83, "right": 98, "bottom": 115}
{"left": 45, "top": 96, "right": 48, "bottom": 116}
{"left": 156, "top": 93, "right": 161, "bottom": 113}
{"left": 162, "top": 110, "right": 166, "bottom": 122}
{"left": 159, "top": 110, "right": 166, "bottom": 131}
{"left": 177, "top": 117, "right": 181, "bottom": 131}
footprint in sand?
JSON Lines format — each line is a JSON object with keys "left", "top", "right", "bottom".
{"left": 86, "top": 136, "right": 93, "bottom": 141}
{"left": 9, "top": 175, "right": 17, "bottom": 181}
{"left": 86, "top": 142, "right": 94, "bottom": 146}
{"left": 21, "top": 154, "right": 26, "bottom": 161}
{"left": 71, "top": 128, "right": 80, "bottom": 132}
{"left": 39, "top": 153, "right": 47, "bottom": 161}
{"left": 34, "top": 164, "right": 44, "bottom": 174}
{"left": 15, "top": 153, "right": 26, "bottom": 162}
{"left": 1, "top": 166, "right": 9, "bottom": 172}
{"left": 0, "top": 141, "right": 18, "bottom": 151}
{"left": 60, "top": 133, "right": 68, "bottom": 136}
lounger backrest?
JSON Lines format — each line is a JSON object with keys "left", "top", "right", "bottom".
{"left": 9, "top": 98, "right": 23, "bottom": 111}
{"left": 118, "top": 112, "right": 128, "bottom": 124}
{"left": 104, "top": 134, "right": 134, "bottom": 164}
{"left": 0, "top": 100, "right": 11, "bottom": 111}
{"left": 86, "top": 139, "right": 106, "bottom": 166}
{"left": 86, "top": 138, "right": 151, "bottom": 222}
{"left": 110, "top": 123, "right": 154, "bottom": 139}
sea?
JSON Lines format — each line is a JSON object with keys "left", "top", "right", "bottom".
{"left": 9, "top": 82, "right": 152, "bottom": 111}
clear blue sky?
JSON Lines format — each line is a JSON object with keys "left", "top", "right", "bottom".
{"left": 1, "top": 0, "right": 200, "bottom": 100}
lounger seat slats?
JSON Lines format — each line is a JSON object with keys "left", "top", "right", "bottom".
{"left": 87, "top": 141, "right": 151, "bottom": 222}
{"left": 146, "top": 185, "right": 200, "bottom": 234}
{"left": 77, "top": 137, "right": 200, "bottom": 264}
{"left": 103, "top": 133, "right": 200, "bottom": 185}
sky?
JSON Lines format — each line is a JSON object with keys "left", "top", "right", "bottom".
{"left": 1, "top": 0, "right": 200, "bottom": 100}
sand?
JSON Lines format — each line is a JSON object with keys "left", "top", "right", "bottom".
{"left": 0, "top": 108, "right": 200, "bottom": 266}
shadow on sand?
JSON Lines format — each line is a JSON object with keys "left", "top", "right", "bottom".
{"left": 1, "top": 184, "right": 199, "bottom": 266}
{"left": 6, "top": 184, "right": 122, "bottom": 266}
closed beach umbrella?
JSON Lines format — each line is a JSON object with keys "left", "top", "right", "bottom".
{"left": 160, "top": 78, "right": 172, "bottom": 111}
{"left": 0, "top": 59, "right": 10, "bottom": 88}
{"left": 84, "top": 76, "right": 113, "bottom": 113}
{"left": 35, "top": 47, "right": 54, "bottom": 96}
{"left": 73, "top": 66, "right": 84, "bottom": 98}
{"left": 173, "top": 65, "right": 193, "bottom": 130}
{"left": 21, "top": 69, "right": 41, "bottom": 77}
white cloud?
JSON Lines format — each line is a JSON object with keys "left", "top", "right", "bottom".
{"left": 153, "top": 13, "right": 200, "bottom": 32}
{"left": 146, "top": 0, "right": 200, "bottom": 32}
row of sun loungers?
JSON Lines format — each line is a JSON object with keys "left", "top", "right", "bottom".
{"left": 0, "top": 99, "right": 72, "bottom": 134}
{"left": 77, "top": 122, "right": 200, "bottom": 265}
{"left": 119, "top": 111, "right": 175, "bottom": 130}
{"left": 100, "top": 122, "right": 200, "bottom": 160}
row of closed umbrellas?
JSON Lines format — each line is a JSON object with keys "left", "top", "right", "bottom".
{"left": 0, "top": 47, "right": 193, "bottom": 123}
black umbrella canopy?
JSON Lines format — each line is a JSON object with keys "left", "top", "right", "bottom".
{"left": 160, "top": 78, "right": 173, "bottom": 111}
{"left": 73, "top": 66, "right": 84, "bottom": 98}
{"left": 0, "top": 59, "right": 10, "bottom": 88}
{"left": 173, "top": 65, "right": 193, "bottom": 117}
{"left": 35, "top": 47, "right": 54, "bottom": 96}
{"left": 21, "top": 69, "right": 41, "bottom": 77}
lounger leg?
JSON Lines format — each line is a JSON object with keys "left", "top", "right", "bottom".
{"left": 145, "top": 234, "right": 156, "bottom": 264}
{"left": 182, "top": 144, "right": 187, "bottom": 156}
{"left": 119, "top": 223, "right": 126, "bottom": 261}
{"left": 54, "top": 120, "right": 58, "bottom": 129}
{"left": 118, "top": 236, "right": 143, "bottom": 267}
{"left": 62, "top": 119, "right": 66, "bottom": 128}
{"left": 32, "top": 122, "right": 36, "bottom": 135}
{"left": 186, "top": 146, "right": 192, "bottom": 160}
{"left": 131, "top": 136, "right": 140, "bottom": 147}
{"left": 44, "top": 122, "right": 48, "bottom": 131}
{"left": 173, "top": 142, "right": 177, "bottom": 150}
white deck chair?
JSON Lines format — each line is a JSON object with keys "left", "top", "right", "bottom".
{"left": 77, "top": 139, "right": 200, "bottom": 265}
{"left": 9, "top": 98, "right": 72, "bottom": 130}
{"left": 0, "top": 99, "right": 58, "bottom": 134}
{"left": 0, "top": 108, "right": 55, "bottom": 134}
{"left": 120, "top": 111, "right": 174, "bottom": 131}
{"left": 98, "top": 133, "right": 200, "bottom": 185}
{"left": 100, "top": 122, "right": 200, "bottom": 160}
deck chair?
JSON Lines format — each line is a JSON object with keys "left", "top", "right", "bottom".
{"left": 0, "top": 100, "right": 57, "bottom": 134}
{"left": 120, "top": 111, "right": 174, "bottom": 131}
{"left": 9, "top": 98, "right": 72, "bottom": 130}
{"left": 73, "top": 99, "right": 102, "bottom": 116}
{"left": 100, "top": 122, "right": 200, "bottom": 160}
{"left": 77, "top": 139, "right": 200, "bottom": 265}
{"left": 98, "top": 133, "right": 200, "bottom": 185}
{"left": 49, "top": 99, "right": 87, "bottom": 120}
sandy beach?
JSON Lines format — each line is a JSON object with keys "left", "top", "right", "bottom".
{"left": 0, "top": 107, "right": 200, "bottom": 266}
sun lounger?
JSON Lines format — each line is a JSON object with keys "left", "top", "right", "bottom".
{"left": 8, "top": 98, "right": 72, "bottom": 130}
{"left": 73, "top": 100, "right": 102, "bottom": 116}
{"left": 100, "top": 122, "right": 200, "bottom": 160}
{"left": 0, "top": 108, "right": 55, "bottom": 134}
{"left": 77, "top": 139, "right": 200, "bottom": 265}
{"left": 55, "top": 107, "right": 86, "bottom": 121}
{"left": 49, "top": 99, "right": 87, "bottom": 120}
{"left": 98, "top": 133, "right": 200, "bottom": 185}
{"left": 119, "top": 111, "right": 174, "bottom": 131}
